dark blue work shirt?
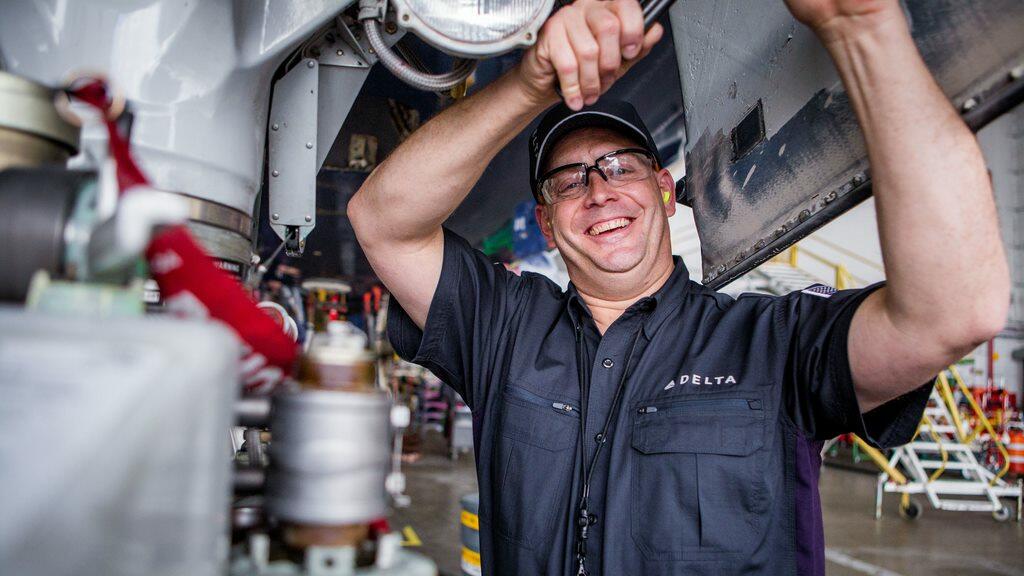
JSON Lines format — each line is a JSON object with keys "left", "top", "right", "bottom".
{"left": 388, "top": 229, "right": 930, "bottom": 576}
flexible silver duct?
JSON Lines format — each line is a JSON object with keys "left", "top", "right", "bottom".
{"left": 361, "top": 17, "right": 477, "bottom": 92}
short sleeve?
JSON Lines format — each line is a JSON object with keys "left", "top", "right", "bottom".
{"left": 779, "top": 282, "right": 931, "bottom": 447}
{"left": 387, "top": 228, "right": 527, "bottom": 411}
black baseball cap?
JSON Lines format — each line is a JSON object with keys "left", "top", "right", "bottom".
{"left": 528, "top": 99, "right": 663, "bottom": 203}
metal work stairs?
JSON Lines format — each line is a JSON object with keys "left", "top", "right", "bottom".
{"left": 878, "top": 384, "right": 1021, "bottom": 521}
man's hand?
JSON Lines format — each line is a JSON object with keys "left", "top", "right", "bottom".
{"left": 783, "top": 0, "right": 904, "bottom": 44}
{"left": 517, "top": 0, "right": 663, "bottom": 111}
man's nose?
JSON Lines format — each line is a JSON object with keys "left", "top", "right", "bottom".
{"left": 583, "top": 168, "right": 618, "bottom": 207}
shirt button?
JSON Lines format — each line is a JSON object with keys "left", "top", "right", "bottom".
{"left": 595, "top": 433, "right": 606, "bottom": 443}
{"left": 602, "top": 358, "right": 614, "bottom": 368}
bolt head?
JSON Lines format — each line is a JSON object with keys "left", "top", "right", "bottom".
{"left": 336, "top": 49, "right": 344, "bottom": 56}
{"left": 306, "top": 142, "right": 313, "bottom": 149}
{"left": 272, "top": 213, "right": 280, "bottom": 220}
{"left": 304, "top": 215, "right": 312, "bottom": 223}
{"left": 306, "top": 60, "right": 315, "bottom": 68}
{"left": 271, "top": 123, "right": 279, "bottom": 131}
{"left": 272, "top": 170, "right": 280, "bottom": 177}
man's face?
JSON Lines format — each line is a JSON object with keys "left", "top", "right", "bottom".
{"left": 535, "top": 128, "right": 676, "bottom": 290}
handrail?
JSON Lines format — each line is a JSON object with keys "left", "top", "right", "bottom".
{"left": 921, "top": 414, "right": 950, "bottom": 482}
{"left": 851, "top": 434, "right": 907, "bottom": 485}
{"left": 936, "top": 373, "right": 969, "bottom": 442}
{"left": 804, "top": 235, "right": 886, "bottom": 272}
{"left": 770, "top": 245, "right": 870, "bottom": 289}
{"left": 796, "top": 245, "right": 872, "bottom": 287}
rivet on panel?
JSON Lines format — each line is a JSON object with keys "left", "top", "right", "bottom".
{"left": 306, "top": 142, "right": 313, "bottom": 149}
{"left": 272, "top": 213, "right": 280, "bottom": 220}
{"left": 307, "top": 60, "right": 316, "bottom": 69}
{"left": 272, "top": 170, "right": 280, "bottom": 177}
{"left": 272, "top": 123, "right": 279, "bottom": 131}
{"left": 305, "top": 215, "right": 312, "bottom": 223}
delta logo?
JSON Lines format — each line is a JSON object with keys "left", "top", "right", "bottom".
{"left": 663, "top": 373, "right": 737, "bottom": 390}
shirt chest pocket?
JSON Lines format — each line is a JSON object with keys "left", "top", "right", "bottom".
{"left": 630, "top": 393, "right": 769, "bottom": 560}
{"left": 493, "top": 385, "right": 579, "bottom": 550}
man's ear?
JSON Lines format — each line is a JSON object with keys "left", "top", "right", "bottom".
{"left": 657, "top": 168, "right": 676, "bottom": 217}
{"left": 534, "top": 204, "right": 556, "bottom": 249}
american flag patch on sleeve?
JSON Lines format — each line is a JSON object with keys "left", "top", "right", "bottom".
{"left": 801, "top": 284, "right": 837, "bottom": 298}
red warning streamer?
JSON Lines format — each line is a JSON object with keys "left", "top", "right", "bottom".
{"left": 68, "top": 79, "right": 297, "bottom": 394}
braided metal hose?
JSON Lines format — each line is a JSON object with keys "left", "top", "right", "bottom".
{"left": 361, "top": 17, "right": 476, "bottom": 92}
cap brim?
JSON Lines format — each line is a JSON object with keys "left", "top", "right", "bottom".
{"left": 533, "top": 111, "right": 655, "bottom": 182}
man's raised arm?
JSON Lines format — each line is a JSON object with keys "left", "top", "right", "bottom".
{"left": 347, "top": 0, "right": 661, "bottom": 328}
{"left": 784, "top": 0, "right": 1011, "bottom": 411}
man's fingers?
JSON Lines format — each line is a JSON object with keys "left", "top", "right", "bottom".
{"left": 585, "top": 8, "right": 622, "bottom": 91}
{"left": 637, "top": 23, "right": 664, "bottom": 60}
{"left": 604, "top": 23, "right": 664, "bottom": 91}
{"left": 622, "top": 23, "right": 664, "bottom": 71}
{"left": 564, "top": 8, "right": 602, "bottom": 107}
{"left": 546, "top": 23, "right": 583, "bottom": 110}
{"left": 609, "top": 0, "right": 645, "bottom": 59}
{"left": 538, "top": 2, "right": 661, "bottom": 110}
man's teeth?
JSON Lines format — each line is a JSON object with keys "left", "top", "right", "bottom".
{"left": 588, "top": 218, "right": 631, "bottom": 236}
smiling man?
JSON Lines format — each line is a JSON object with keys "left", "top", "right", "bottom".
{"left": 348, "top": 0, "right": 1010, "bottom": 574}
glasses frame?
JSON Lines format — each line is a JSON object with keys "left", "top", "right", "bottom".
{"left": 538, "top": 147, "right": 657, "bottom": 205}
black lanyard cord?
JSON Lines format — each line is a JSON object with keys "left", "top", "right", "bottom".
{"left": 573, "top": 319, "right": 645, "bottom": 576}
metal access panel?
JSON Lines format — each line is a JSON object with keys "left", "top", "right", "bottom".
{"left": 670, "top": 1, "right": 1024, "bottom": 288}
{"left": 0, "top": 310, "right": 238, "bottom": 576}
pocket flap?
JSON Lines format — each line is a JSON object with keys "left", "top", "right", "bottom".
{"left": 632, "top": 395, "right": 766, "bottom": 456}
{"left": 501, "top": 386, "right": 577, "bottom": 451}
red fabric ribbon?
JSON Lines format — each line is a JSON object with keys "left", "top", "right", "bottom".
{"left": 69, "top": 79, "right": 297, "bottom": 394}
{"left": 67, "top": 80, "right": 148, "bottom": 194}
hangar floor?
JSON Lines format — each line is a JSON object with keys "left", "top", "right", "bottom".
{"left": 391, "top": 431, "right": 1024, "bottom": 576}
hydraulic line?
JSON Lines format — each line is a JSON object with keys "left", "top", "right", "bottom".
{"left": 360, "top": 15, "right": 476, "bottom": 92}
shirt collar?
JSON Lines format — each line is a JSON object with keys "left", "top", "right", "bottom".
{"left": 565, "top": 256, "right": 691, "bottom": 338}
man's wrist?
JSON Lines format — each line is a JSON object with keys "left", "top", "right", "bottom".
{"left": 811, "top": 7, "right": 910, "bottom": 52}
{"left": 504, "top": 65, "right": 562, "bottom": 112}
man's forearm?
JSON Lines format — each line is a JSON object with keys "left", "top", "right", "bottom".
{"left": 349, "top": 71, "right": 552, "bottom": 246}
{"left": 822, "top": 14, "right": 1010, "bottom": 346}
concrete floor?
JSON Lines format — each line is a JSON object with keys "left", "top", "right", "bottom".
{"left": 392, "top": 431, "right": 1024, "bottom": 576}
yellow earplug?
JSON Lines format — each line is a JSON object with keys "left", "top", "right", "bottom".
{"left": 662, "top": 189, "right": 671, "bottom": 204}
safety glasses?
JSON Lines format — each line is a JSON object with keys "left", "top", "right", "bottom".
{"left": 538, "top": 148, "right": 657, "bottom": 205}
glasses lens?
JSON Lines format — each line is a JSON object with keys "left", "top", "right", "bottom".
{"left": 599, "top": 151, "right": 653, "bottom": 184}
{"left": 541, "top": 165, "right": 586, "bottom": 204}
